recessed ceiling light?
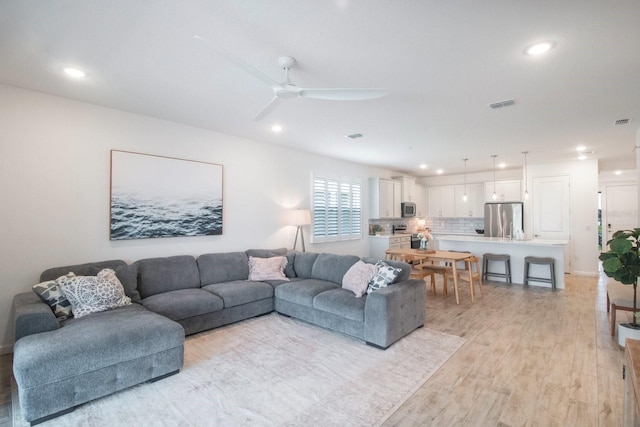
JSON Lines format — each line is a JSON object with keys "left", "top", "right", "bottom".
{"left": 615, "top": 170, "right": 623, "bottom": 175}
{"left": 63, "top": 67, "right": 86, "bottom": 78}
{"left": 576, "top": 145, "right": 587, "bottom": 152}
{"left": 346, "top": 133, "right": 363, "bottom": 139}
{"left": 271, "top": 124, "right": 283, "bottom": 133}
{"left": 525, "top": 41, "right": 555, "bottom": 56}
{"left": 436, "top": 169, "right": 443, "bottom": 174}
{"left": 419, "top": 164, "right": 427, "bottom": 169}
{"left": 498, "top": 162, "right": 506, "bottom": 168}
{"left": 578, "top": 154, "right": 587, "bottom": 160}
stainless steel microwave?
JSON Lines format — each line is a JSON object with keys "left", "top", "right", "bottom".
{"left": 401, "top": 202, "right": 416, "bottom": 217}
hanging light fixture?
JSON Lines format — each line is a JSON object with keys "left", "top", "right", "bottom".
{"left": 462, "top": 158, "right": 468, "bottom": 201}
{"left": 522, "top": 151, "right": 529, "bottom": 200}
{"left": 491, "top": 155, "right": 498, "bottom": 200}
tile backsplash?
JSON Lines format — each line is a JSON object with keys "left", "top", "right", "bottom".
{"left": 368, "top": 217, "right": 484, "bottom": 235}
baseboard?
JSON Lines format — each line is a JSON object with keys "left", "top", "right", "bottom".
{"left": 0, "top": 343, "right": 13, "bottom": 355}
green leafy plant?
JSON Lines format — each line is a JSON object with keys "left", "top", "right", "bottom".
{"left": 599, "top": 228, "right": 640, "bottom": 328}
{"left": 372, "top": 224, "right": 384, "bottom": 234}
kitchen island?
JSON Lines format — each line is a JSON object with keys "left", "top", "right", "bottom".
{"left": 435, "top": 235, "right": 569, "bottom": 289}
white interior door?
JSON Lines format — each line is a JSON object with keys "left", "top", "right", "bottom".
{"left": 605, "top": 184, "right": 637, "bottom": 244}
{"left": 533, "top": 176, "right": 571, "bottom": 272}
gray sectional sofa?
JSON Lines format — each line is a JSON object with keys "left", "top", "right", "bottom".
{"left": 12, "top": 249, "right": 426, "bottom": 425}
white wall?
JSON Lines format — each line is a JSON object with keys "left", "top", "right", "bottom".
{"left": 0, "top": 84, "right": 394, "bottom": 352}
{"left": 525, "top": 160, "right": 599, "bottom": 276}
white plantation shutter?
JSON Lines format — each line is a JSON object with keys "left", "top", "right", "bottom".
{"left": 313, "top": 176, "right": 362, "bottom": 242}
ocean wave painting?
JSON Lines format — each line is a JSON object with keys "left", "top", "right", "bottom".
{"left": 110, "top": 151, "right": 223, "bottom": 240}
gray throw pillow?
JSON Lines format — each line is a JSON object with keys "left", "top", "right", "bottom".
{"left": 366, "top": 261, "right": 402, "bottom": 294}
{"left": 32, "top": 273, "right": 75, "bottom": 319}
{"left": 58, "top": 269, "right": 131, "bottom": 318}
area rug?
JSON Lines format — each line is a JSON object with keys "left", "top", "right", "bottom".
{"left": 13, "top": 313, "right": 464, "bottom": 426}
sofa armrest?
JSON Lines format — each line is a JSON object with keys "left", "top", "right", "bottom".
{"left": 13, "top": 292, "right": 59, "bottom": 342}
{"left": 363, "top": 278, "right": 426, "bottom": 349}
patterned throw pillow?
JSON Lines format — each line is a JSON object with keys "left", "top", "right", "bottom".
{"left": 366, "top": 261, "right": 402, "bottom": 294}
{"left": 32, "top": 272, "right": 76, "bottom": 319}
{"left": 248, "top": 256, "right": 290, "bottom": 281}
{"left": 342, "top": 260, "right": 378, "bottom": 297}
{"left": 57, "top": 268, "right": 131, "bottom": 318}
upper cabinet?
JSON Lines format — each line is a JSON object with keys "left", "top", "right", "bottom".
{"left": 428, "top": 186, "right": 455, "bottom": 217}
{"left": 392, "top": 176, "right": 416, "bottom": 202}
{"left": 415, "top": 184, "right": 427, "bottom": 218}
{"left": 454, "top": 183, "right": 484, "bottom": 217}
{"left": 484, "top": 180, "right": 521, "bottom": 202}
{"left": 370, "top": 178, "right": 402, "bottom": 219}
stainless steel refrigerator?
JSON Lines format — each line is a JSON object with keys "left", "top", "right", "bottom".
{"left": 484, "top": 202, "right": 523, "bottom": 238}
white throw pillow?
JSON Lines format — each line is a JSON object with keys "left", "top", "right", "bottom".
{"left": 248, "top": 256, "right": 289, "bottom": 281}
{"left": 57, "top": 268, "right": 131, "bottom": 318}
{"left": 342, "top": 260, "right": 378, "bottom": 297}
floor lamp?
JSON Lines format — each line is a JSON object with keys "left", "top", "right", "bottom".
{"left": 291, "top": 209, "right": 311, "bottom": 252}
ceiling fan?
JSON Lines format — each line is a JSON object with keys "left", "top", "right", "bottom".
{"left": 196, "top": 37, "right": 390, "bottom": 121}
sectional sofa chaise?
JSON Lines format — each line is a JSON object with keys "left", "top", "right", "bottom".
{"left": 12, "top": 249, "right": 426, "bottom": 425}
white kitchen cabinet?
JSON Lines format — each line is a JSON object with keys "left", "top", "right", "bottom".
{"left": 454, "top": 183, "right": 485, "bottom": 217}
{"left": 393, "top": 176, "right": 416, "bottom": 202}
{"left": 370, "top": 178, "right": 402, "bottom": 219}
{"left": 369, "top": 234, "right": 411, "bottom": 259}
{"left": 428, "top": 186, "right": 455, "bottom": 217}
{"left": 393, "top": 181, "right": 402, "bottom": 218}
{"left": 415, "top": 184, "right": 427, "bottom": 218}
{"left": 484, "top": 180, "right": 521, "bottom": 202}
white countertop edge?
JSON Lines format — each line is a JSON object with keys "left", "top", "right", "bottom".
{"left": 436, "top": 234, "right": 569, "bottom": 246}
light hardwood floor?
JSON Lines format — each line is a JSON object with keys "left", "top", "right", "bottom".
{"left": 384, "top": 273, "right": 625, "bottom": 427}
{"left": 0, "top": 273, "right": 625, "bottom": 427}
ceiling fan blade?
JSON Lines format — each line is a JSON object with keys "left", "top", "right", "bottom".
{"left": 297, "top": 88, "right": 390, "bottom": 101}
{"left": 254, "top": 96, "right": 284, "bottom": 121}
{"left": 194, "top": 36, "right": 281, "bottom": 88}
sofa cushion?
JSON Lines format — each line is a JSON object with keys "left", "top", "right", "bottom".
{"left": 40, "top": 260, "right": 127, "bottom": 282}
{"left": 313, "top": 288, "right": 366, "bottom": 322}
{"left": 311, "top": 253, "right": 360, "bottom": 284}
{"left": 15, "top": 304, "right": 184, "bottom": 389}
{"left": 203, "top": 280, "right": 274, "bottom": 308}
{"left": 58, "top": 269, "right": 131, "bottom": 318}
{"left": 197, "top": 252, "right": 249, "bottom": 285}
{"left": 248, "top": 256, "right": 289, "bottom": 281}
{"left": 142, "top": 288, "right": 223, "bottom": 321}
{"left": 292, "top": 252, "right": 319, "bottom": 278}
{"left": 342, "top": 260, "right": 377, "bottom": 297}
{"left": 135, "top": 255, "right": 200, "bottom": 299}
{"left": 284, "top": 251, "right": 296, "bottom": 278}
{"left": 245, "top": 248, "right": 288, "bottom": 258}
{"left": 275, "top": 279, "right": 340, "bottom": 307}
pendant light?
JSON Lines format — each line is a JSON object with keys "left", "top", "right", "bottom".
{"left": 462, "top": 158, "right": 468, "bottom": 201}
{"left": 522, "top": 151, "right": 529, "bottom": 200}
{"left": 491, "top": 155, "right": 498, "bottom": 200}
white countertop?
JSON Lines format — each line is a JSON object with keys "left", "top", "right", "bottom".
{"left": 368, "top": 233, "right": 412, "bottom": 239}
{"left": 436, "top": 234, "right": 569, "bottom": 246}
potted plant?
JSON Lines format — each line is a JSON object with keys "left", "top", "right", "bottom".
{"left": 599, "top": 228, "right": 640, "bottom": 346}
{"left": 372, "top": 224, "right": 384, "bottom": 236}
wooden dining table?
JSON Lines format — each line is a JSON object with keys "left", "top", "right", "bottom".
{"left": 385, "top": 248, "right": 474, "bottom": 304}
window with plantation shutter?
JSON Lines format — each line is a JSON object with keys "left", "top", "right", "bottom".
{"left": 312, "top": 175, "right": 362, "bottom": 243}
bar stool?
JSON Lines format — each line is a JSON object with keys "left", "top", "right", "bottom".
{"left": 523, "top": 256, "right": 556, "bottom": 290}
{"left": 482, "top": 253, "right": 512, "bottom": 284}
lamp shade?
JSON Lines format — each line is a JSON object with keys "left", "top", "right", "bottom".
{"left": 290, "top": 209, "right": 311, "bottom": 226}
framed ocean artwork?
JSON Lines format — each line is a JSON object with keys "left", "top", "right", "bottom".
{"left": 110, "top": 150, "right": 223, "bottom": 240}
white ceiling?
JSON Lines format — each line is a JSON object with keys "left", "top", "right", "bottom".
{"left": 1, "top": 1, "right": 639, "bottom": 176}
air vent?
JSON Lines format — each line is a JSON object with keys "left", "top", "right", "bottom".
{"left": 615, "top": 118, "right": 631, "bottom": 126}
{"left": 489, "top": 99, "right": 515, "bottom": 109}
{"left": 346, "top": 133, "right": 364, "bottom": 139}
